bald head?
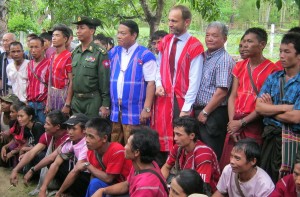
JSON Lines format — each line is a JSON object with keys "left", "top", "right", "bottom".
{"left": 3, "top": 33, "right": 16, "bottom": 52}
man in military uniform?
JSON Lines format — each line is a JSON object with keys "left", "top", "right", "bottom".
{"left": 71, "top": 16, "right": 110, "bottom": 118}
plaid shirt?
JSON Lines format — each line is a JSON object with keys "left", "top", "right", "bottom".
{"left": 258, "top": 71, "right": 300, "bottom": 131}
{"left": 196, "top": 47, "right": 235, "bottom": 106}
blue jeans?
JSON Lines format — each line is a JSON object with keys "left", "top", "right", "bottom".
{"left": 85, "top": 178, "right": 109, "bottom": 197}
{"left": 28, "top": 102, "right": 46, "bottom": 124}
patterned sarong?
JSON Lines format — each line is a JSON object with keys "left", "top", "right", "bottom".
{"left": 280, "top": 124, "right": 300, "bottom": 177}
{"left": 47, "top": 86, "right": 67, "bottom": 111}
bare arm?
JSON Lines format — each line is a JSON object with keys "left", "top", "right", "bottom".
{"left": 228, "top": 77, "right": 238, "bottom": 121}
{"left": 92, "top": 181, "right": 129, "bottom": 197}
{"left": 275, "top": 110, "right": 300, "bottom": 124}
{"left": 86, "top": 164, "right": 116, "bottom": 183}
{"left": 10, "top": 143, "right": 45, "bottom": 186}
{"left": 161, "top": 163, "right": 172, "bottom": 179}
{"left": 140, "top": 81, "right": 155, "bottom": 124}
{"left": 61, "top": 72, "right": 73, "bottom": 114}
{"left": 39, "top": 155, "right": 64, "bottom": 196}
{"left": 56, "top": 160, "right": 86, "bottom": 196}
{"left": 212, "top": 190, "right": 225, "bottom": 197}
{"left": 256, "top": 96, "right": 293, "bottom": 116}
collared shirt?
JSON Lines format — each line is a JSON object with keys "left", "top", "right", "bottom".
{"left": 156, "top": 32, "right": 204, "bottom": 111}
{"left": 196, "top": 47, "right": 235, "bottom": 106}
{"left": 117, "top": 42, "right": 157, "bottom": 99}
{"left": 258, "top": 71, "right": 300, "bottom": 131}
{"left": 27, "top": 58, "right": 50, "bottom": 102}
{"left": 6, "top": 59, "right": 30, "bottom": 102}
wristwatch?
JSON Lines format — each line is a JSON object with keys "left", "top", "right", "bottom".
{"left": 30, "top": 166, "right": 36, "bottom": 173}
{"left": 241, "top": 118, "right": 247, "bottom": 127}
{"left": 84, "top": 162, "right": 90, "bottom": 167}
{"left": 144, "top": 107, "right": 151, "bottom": 113}
{"left": 201, "top": 109, "right": 209, "bottom": 117}
{"left": 105, "top": 107, "right": 109, "bottom": 110}
{"left": 64, "top": 104, "right": 71, "bottom": 108}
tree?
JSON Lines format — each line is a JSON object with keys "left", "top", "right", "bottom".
{"left": 0, "top": 0, "right": 8, "bottom": 38}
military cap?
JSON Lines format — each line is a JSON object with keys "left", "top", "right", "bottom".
{"left": 73, "top": 16, "right": 103, "bottom": 28}
{"left": 0, "top": 94, "right": 19, "bottom": 103}
{"left": 63, "top": 113, "right": 89, "bottom": 126}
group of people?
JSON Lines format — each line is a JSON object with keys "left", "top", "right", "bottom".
{"left": 0, "top": 3, "right": 299, "bottom": 197}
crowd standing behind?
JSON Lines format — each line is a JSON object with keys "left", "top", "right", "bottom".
{"left": 0, "top": 4, "right": 299, "bottom": 197}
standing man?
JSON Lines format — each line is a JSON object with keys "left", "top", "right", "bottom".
{"left": 150, "top": 30, "right": 168, "bottom": 55}
{"left": 194, "top": 21, "right": 235, "bottom": 160}
{"left": 40, "top": 32, "right": 56, "bottom": 59}
{"left": 109, "top": 20, "right": 156, "bottom": 145}
{"left": 6, "top": 42, "right": 29, "bottom": 102}
{"left": 256, "top": 32, "right": 300, "bottom": 183}
{"left": 0, "top": 33, "right": 16, "bottom": 95}
{"left": 27, "top": 37, "right": 49, "bottom": 123}
{"left": 152, "top": 5, "right": 204, "bottom": 163}
{"left": 46, "top": 24, "right": 73, "bottom": 115}
{"left": 72, "top": 17, "right": 110, "bottom": 118}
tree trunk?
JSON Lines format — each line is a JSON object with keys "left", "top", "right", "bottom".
{"left": 265, "top": 3, "right": 271, "bottom": 29}
{"left": 0, "top": 0, "right": 8, "bottom": 39}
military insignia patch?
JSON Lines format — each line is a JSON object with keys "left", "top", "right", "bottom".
{"left": 85, "top": 56, "right": 96, "bottom": 62}
{"left": 78, "top": 17, "right": 81, "bottom": 21}
{"left": 102, "top": 60, "right": 110, "bottom": 68}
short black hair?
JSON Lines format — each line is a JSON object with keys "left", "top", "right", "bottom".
{"left": 130, "top": 127, "right": 160, "bottom": 164}
{"left": 233, "top": 138, "right": 261, "bottom": 166}
{"left": 120, "top": 20, "right": 139, "bottom": 39}
{"left": 173, "top": 116, "right": 199, "bottom": 142}
{"left": 281, "top": 32, "right": 300, "bottom": 55}
{"left": 11, "top": 101, "right": 26, "bottom": 112}
{"left": 288, "top": 27, "right": 300, "bottom": 34}
{"left": 52, "top": 24, "right": 71, "bottom": 39}
{"left": 27, "top": 33, "right": 38, "bottom": 39}
{"left": 40, "top": 32, "right": 52, "bottom": 41}
{"left": 85, "top": 117, "right": 112, "bottom": 139}
{"left": 243, "top": 27, "right": 268, "bottom": 43}
{"left": 9, "top": 41, "right": 23, "bottom": 50}
{"left": 175, "top": 169, "right": 204, "bottom": 195}
{"left": 106, "top": 37, "right": 114, "bottom": 48}
{"left": 46, "top": 110, "right": 68, "bottom": 129}
{"left": 151, "top": 30, "right": 168, "bottom": 42}
{"left": 18, "top": 105, "right": 35, "bottom": 120}
{"left": 94, "top": 33, "right": 108, "bottom": 46}
{"left": 29, "top": 36, "right": 45, "bottom": 46}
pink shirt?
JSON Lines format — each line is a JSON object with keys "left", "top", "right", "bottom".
{"left": 61, "top": 137, "right": 87, "bottom": 161}
{"left": 217, "top": 165, "right": 274, "bottom": 197}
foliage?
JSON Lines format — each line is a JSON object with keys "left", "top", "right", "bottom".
{"left": 8, "top": 13, "right": 38, "bottom": 33}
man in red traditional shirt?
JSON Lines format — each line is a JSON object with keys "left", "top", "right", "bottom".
{"left": 82, "top": 118, "right": 132, "bottom": 197}
{"left": 27, "top": 37, "right": 49, "bottom": 124}
{"left": 161, "top": 116, "right": 220, "bottom": 196}
{"left": 46, "top": 24, "right": 73, "bottom": 115}
{"left": 152, "top": 5, "right": 204, "bottom": 166}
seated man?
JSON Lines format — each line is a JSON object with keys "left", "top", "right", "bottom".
{"left": 92, "top": 127, "right": 168, "bottom": 197}
{"left": 161, "top": 116, "right": 220, "bottom": 194}
{"left": 270, "top": 152, "right": 300, "bottom": 197}
{"left": 212, "top": 138, "right": 274, "bottom": 197}
{"left": 10, "top": 110, "right": 68, "bottom": 186}
{"left": 83, "top": 118, "right": 132, "bottom": 197}
{"left": 39, "top": 113, "right": 90, "bottom": 197}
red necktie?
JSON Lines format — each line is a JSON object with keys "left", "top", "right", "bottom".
{"left": 169, "top": 37, "right": 179, "bottom": 82}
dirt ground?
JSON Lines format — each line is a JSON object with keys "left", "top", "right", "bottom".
{"left": 0, "top": 167, "right": 36, "bottom": 197}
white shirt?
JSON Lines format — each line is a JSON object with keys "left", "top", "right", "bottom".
{"left": 155, "top": 32, "right": 203, "bottom": 112}
{"left": 6, "top": 59, "right": 29, "bottom": 102}
{"left": 117, "top": 42, "right": 157, "bottom": 99}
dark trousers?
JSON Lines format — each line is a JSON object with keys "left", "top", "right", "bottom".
{"left": 55, "top": 160, "right": 90, "bottom": 197}
{"left": 195, "top": 106, "right": 228, "bottom": 160}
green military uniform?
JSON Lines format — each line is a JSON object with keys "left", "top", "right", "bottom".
{"left": 71, "top": 17, "right": 110, "bottom": 118}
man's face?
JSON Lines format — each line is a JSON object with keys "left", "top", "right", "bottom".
{"left": 230, "top": 148, "right": 255, "bottom": 173}
{"left": 242, "top": 33, "right": 265, "bottom": 58}
{"left": 2, "top": 34, "right": 15, "bottom": 52}
{"left": 52, "top": 30, "right": 67, "bottom": 48}
{"left": 169, "top": 178, "right": 186, "bottom": 197}
{"left": 10, "top": 45, "right": 24, "bottom": 63}
{"left": 117, "top": 24, "right": 136, "bottom": 49}
{"left": 168, "top": 9, "right": 190, "bottom": 36}
{"left": 173, "top": 126, "right": 195, "bottom": 148}
{"left": 151, "top": 37, "right": 163, "bottom": 55}
{"left": 279, "top": 43, "right": 300, "bottom": 69}
{"left": 44, "top": 117, "right": 59, "bottom": 135}
{"left": 29, "top": 39, "right": 44, "bottom": 60}
{"left": 124, "top": 135, "right": 136, "bottom": 160}
{"left": 66, "top": 35, "right": 73, "bottom": 49}
{"left": 293, "top": 163, "right": 300, "bottom": 193}
{"left": 205, "top": 27, "right": 227, "bottom": 53}
{"left": 85, "top": 127, "right": 105, "bottom": 150}
{"left": 42, "top": 39, "right": 51, "bottom": 49}
{"left": 67, "top": 124, "right": 85, "bottom": 143}
{"left": 76, "top": 24, "right": 94, "bottom": 42}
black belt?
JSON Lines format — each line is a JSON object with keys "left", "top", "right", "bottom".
{"left": 74, "top": 91, "right": 99, "bottom": 98}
